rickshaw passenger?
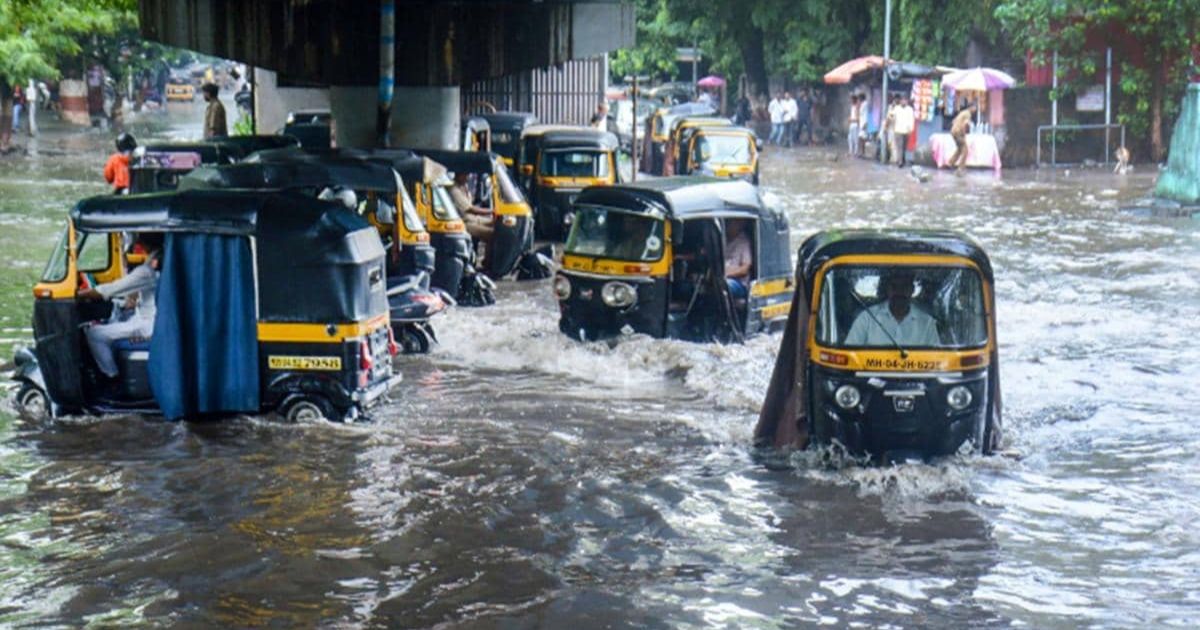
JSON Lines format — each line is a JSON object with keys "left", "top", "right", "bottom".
{"left": 450, "top": 172, "right": 494, "bottom": 242}
{"left": 724, "top": 220, "right": 752, "bottom": 299}
{"left": 79, "top": 237, "right": 162, "bottom": 378}
{"left": 844, "top": 270, "right": 940, "bottom": 347}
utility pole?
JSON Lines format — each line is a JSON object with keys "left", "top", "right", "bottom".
{"left": 880, "top": 0, "right": 892, "bottom": 164}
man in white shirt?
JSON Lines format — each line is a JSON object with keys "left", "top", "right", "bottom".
{"left": 844, "top": 270, "right": 940, "bottom": 347}
{"left": 781, "top": 91, "right": 798, "bottom": 148}
{"left": 767, "top": 93, "right": 785, "bottom": 146}
{"left": 892, "top": 96, "right": 916, "bottom": 167}
{"left": 80, "top": 241, "right": 161, "bottom": 378}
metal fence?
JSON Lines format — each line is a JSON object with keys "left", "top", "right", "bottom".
{"left": 462, "top": 55, "right": 608, "bottom": 125}
{"left": 1036, "top": 123, "right": 1126, "bottom": 168}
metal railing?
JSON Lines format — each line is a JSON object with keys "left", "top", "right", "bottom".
{"left": 1036, "top": 123, "right": 1126, "bottom": 168}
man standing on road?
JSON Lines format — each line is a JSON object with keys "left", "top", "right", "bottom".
{"left": 794, "top": 92, "right": 813, "bottom": 146}
{"left": 847, "top": 94, "right": 860, "bottom": 156}
{"left": 781, "top": 91, "right": 798, "bottom": 148}
{"left": 768, "top": 93, "right": 785, "bottom": 146}
{"left": 948, "top": 102, "right": 976, "bottom": 174}
{"left": 201, "top": 83, "right": 227, "bottom": 139}
{"left": 892, "top": 96, "right": 915, "bottom": 168}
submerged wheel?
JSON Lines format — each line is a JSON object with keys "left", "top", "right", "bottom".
{"left": 282, "top": 396, "right": 337, "bottom": 423}
{"left": 397, "top": 324, "right": 432, "bottom": 354}
{"left": 15, "top": 384, "right": 48, "bottom": 419}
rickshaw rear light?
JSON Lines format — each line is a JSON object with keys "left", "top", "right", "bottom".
{"left": 501, "top": 215, "right": 517, "bottom": 227}
{"left": 386, "top": 327, "right": 399, "bottom": 356}
{"left": 359, "top": 339, "right": 373, "bottom": 371}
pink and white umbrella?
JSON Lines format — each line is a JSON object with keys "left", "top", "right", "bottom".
{"left": 941, "top": 67, "right": 1016, "bottom": 92}
{"left": 697, "top": 75, "right": 726, "bottom": 88}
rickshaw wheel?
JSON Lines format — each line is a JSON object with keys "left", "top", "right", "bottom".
{"left": 398, "top": 324, "right": 432, "bottom": 354}
{"left": 282, "top": 396, "right": 337, "bottom": 423}
{"left": 16, "top": 384, "right": 48, "bottom": 419}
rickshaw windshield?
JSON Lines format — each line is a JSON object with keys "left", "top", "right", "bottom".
{"left": 566, "top": 207, "right": 664, "bottom": 263}
{"left": 397, "top": 186, "right": 424, "bottom": 232}
{"left": 540, "top": 149, "right": 611, "bottom": 178}
{"left": 816, "top": 264, "right": 988, "bottom": 350}
{"left": 41, "top": 227, "right": 70, "bottom": 283}
{"left": 495, "top": 166, "right": 526, "bottom": 203}
{"left": 695, "top": 134, "right": 753, "bottom": 165}
{"left": 430, "top": 185, "right": 463, "bottom": 221}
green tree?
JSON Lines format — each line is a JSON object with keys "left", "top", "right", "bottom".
{"left": 996, "top": 0, "right": 1200, "bottom": 160}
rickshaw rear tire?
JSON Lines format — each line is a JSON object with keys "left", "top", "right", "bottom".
{"left": 282, "top": 396, "right": 338, "bottom": 423}
{"left": 15, "top": 383, "right": 49, "bottom": 419}
{"left": 397, "top": 324, "right": 432, "bottom": 354}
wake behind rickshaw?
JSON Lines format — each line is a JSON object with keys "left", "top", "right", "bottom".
{"left": 554, "top": 177, "right": 793, "bottom": 342}
{"left": 12, "top": 190, "right": 401, "bottom": 422}
{"left": 516, "top": 126, "right": 621, "bottom": 241}
{"left": 409, "top": 149, "right": 550, "bottom": 281}
{"left": 181, "top": 151, "right": 449, "bottom": 354}
{"left": 755, "top": 230, "right": 1003, "bottom": 464}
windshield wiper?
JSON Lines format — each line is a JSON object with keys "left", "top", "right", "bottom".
{"left": 848, "top": 290, "right": 909, "bottom": 359}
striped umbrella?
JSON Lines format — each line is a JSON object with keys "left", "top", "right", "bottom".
{"left": 941, "top": 67, "right": 1016, "bottom": 92}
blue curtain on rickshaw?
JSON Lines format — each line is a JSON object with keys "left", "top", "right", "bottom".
{"left": 149, "top": 233, "right": 259, "bottom": 420}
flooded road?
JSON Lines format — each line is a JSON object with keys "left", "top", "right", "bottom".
{"left": 2, "top": 107, "right": 1199, "bottom": 628}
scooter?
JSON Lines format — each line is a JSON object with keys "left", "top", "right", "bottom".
{"left": 387, "top": 272, "right": 454, "bottom": 354}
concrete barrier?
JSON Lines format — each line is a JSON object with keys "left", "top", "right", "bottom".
{"left": 59, "top": 79, "right": 89, "bottom": 126}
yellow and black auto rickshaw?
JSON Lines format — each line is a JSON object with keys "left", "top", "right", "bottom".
{"left": 754, "top": 230, "right": 1003, "bottom": 464}
{"left": 11, "top": 190, "right": 401, "bottom": 422}
{"left": 480, "top": 111, "right": 539, "bottom": 171}
{"left": 164, "top": 76, "right": 194, "bottom": 101}
{"left": 127, "top": 137, "right": 300, "bottom": 193}
{"left": 517, "top": 126, "right": 621, "bottom": 241}
{"left": 673, "top": 124, "right": 761, "bottom": 184}
{"left": 183, "top": 150, "right": 449, "bottom": 353}
{"left": 410, "top": 149, "right": 550, "bottom": 281}
{"left": 660, "top": 116, "right": 734, "bottom": 176}
{"left": 640, "top": 102, "right": 717, "bottom": 176}
{"left": 554, "top": 177, "right": 793, "bottom": 342}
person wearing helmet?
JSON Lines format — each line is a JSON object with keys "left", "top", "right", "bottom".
{"left": 104, "top": 133, "right": 138, "bottom": 194}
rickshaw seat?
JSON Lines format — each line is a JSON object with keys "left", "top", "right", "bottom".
{"left": 113, "top": 338, "right": 152, "bottom": 353}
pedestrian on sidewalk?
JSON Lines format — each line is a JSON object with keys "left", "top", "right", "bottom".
{"left": 25, "top": 79, "right": 38, "bottom": 136}
{"left": 781, "top": 91, "right": 798, "bottom": 148}
{"left": 856, "top": 94, "right": 869, "bottom": 157}
{"left": 847, "top": 94, "right": 860, "bottom": 156}
{"left": 892, "top": 96, "right": 915, "bottom": 167}
{"left": 11, "top": 84, "right": 24, "bottom": 135}
{"left": 768, "top": 93, "right": 785, "bottom": 146}
{"left": 794, "top": 92, "right": 813, "bottom": 145}
{"left": 948, "top": 102, "right": 976, "bottom": 174}
{"left": 202, "top": 83, "right": 227, "bottom": 139}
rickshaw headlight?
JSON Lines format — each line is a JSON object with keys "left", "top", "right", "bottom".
{"left": 601, "top": 281, "right": 637, "bottom": 308}
{"left": 947, "top": 385, "right": 973, "bottom": 410}
{"left": 553, "top": 275, "right": 571, "bottom": 301}
{"left": 501, "top": 215, "right": 517, "bottom": 227}
{"left": 834, "top": 384, "right": 861, "bottom": 410}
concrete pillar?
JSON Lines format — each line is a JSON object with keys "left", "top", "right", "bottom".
{"left": 388, "top": 86, "right": 460, "bottom": 149}
{"left": 253, "top": 69, "right": 329, "bottom": 135}
{"left": 330, "top": 86, "right": 377, "bottom": 148}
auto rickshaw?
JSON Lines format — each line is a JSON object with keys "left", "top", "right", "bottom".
{"left": 461, "top": 116, "right": 492, "bottom": 153}
{"left": 409, "top": 149, "right": 549, "bottom": 281}
{"left": 660, "top": 116, "right": 734, "bottom": 176}
{"left": 517, "top": 127, "right": 621, "bottom": 241}
{"left": 209, "top": 134, "right": 302, "bottom": 160}
{"left": 754, "top": 230, "right": 1003, "bottom": 464}
{"left": 554, "top": 177, "right": 793, "bottom": 342}
{"left": 164, "top": 76, "right": 195, "bottom": 102}
{"left": 370, "top": 150, "right": 496, "bottom": 306}
{"left": 11, "top": 190, "right": 401, "bottom": 422}
{"left": 182, "top": 151, "right": 448, "bottom": 354}
{"left": 283, "top": 110, "right": 332, "bottom": 150}
{"left": 128, "top": 141, "right": 238, "bottom": 193}
{"left": 641, "top": 102, "right": 716, "bottom": 175}
{"left": 673, "top": 123, "right": 761, "bottom": 184}
{"left": 479, "top": 111, "right": 539, "bottom": 171}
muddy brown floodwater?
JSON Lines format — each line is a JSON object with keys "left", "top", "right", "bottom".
{"left": 2, "top": 106, "right": 1199, "bottom": 628}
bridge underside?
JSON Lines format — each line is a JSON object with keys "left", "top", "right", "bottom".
{"left": 138, "top": 0, "right": 633, "bottom": 87}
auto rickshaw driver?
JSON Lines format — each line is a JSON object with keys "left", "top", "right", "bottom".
{"left": 844, "top": 269, "right": 940, "bottom": 348}
{"left": 77, "top": 233, "right": 162, "bottom": 385}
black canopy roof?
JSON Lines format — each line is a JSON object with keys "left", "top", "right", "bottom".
{"left": 480, "top": 111, "right": 538, "bottom": 131}
{"left": 796, "top": 230, "right": 995, "bottom": 287}
{"left": 407, "top": 149, "right": 500, "bottom": 175}
{"left": 207, "top": 135, "right": 301, "bottom": 159}
{"left": 70, "top": 189, "right": 371, "bottom": 238}
{"left": 539, "top": 128, "right": 620, "bottom": 151}
{"left": 574, "top": 177, "right": 765, "bottom": 220}
{"left": 179, "top": 159, "right": 400, "bottom": 194}
{"left": 137, "top": 142, "right": 237, "bottom": 165}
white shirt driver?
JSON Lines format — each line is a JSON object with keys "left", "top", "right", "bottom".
{"left": 844, "top": 302, "right": 940, "bottom": 347}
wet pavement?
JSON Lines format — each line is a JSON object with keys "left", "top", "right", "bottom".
{"left": 1, "top": 105, "right": 1199, "bottom": 628}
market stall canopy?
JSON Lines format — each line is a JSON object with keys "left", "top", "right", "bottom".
{"left": 942, "top": 67, "right": 1017, "bottom": 92}
{"left": 823, "top": 55, "right": 885, "bottom": 85}
{"left": 697, "top": 75, "right": 726, "bottom": 88}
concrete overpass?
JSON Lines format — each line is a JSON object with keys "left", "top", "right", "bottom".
{"left": 138, "top": 0, "right": 634, "bottom": 147}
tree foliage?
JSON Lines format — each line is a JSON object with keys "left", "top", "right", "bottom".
{"left": 0, "top": 0, "right": 130, "bottom": 86}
